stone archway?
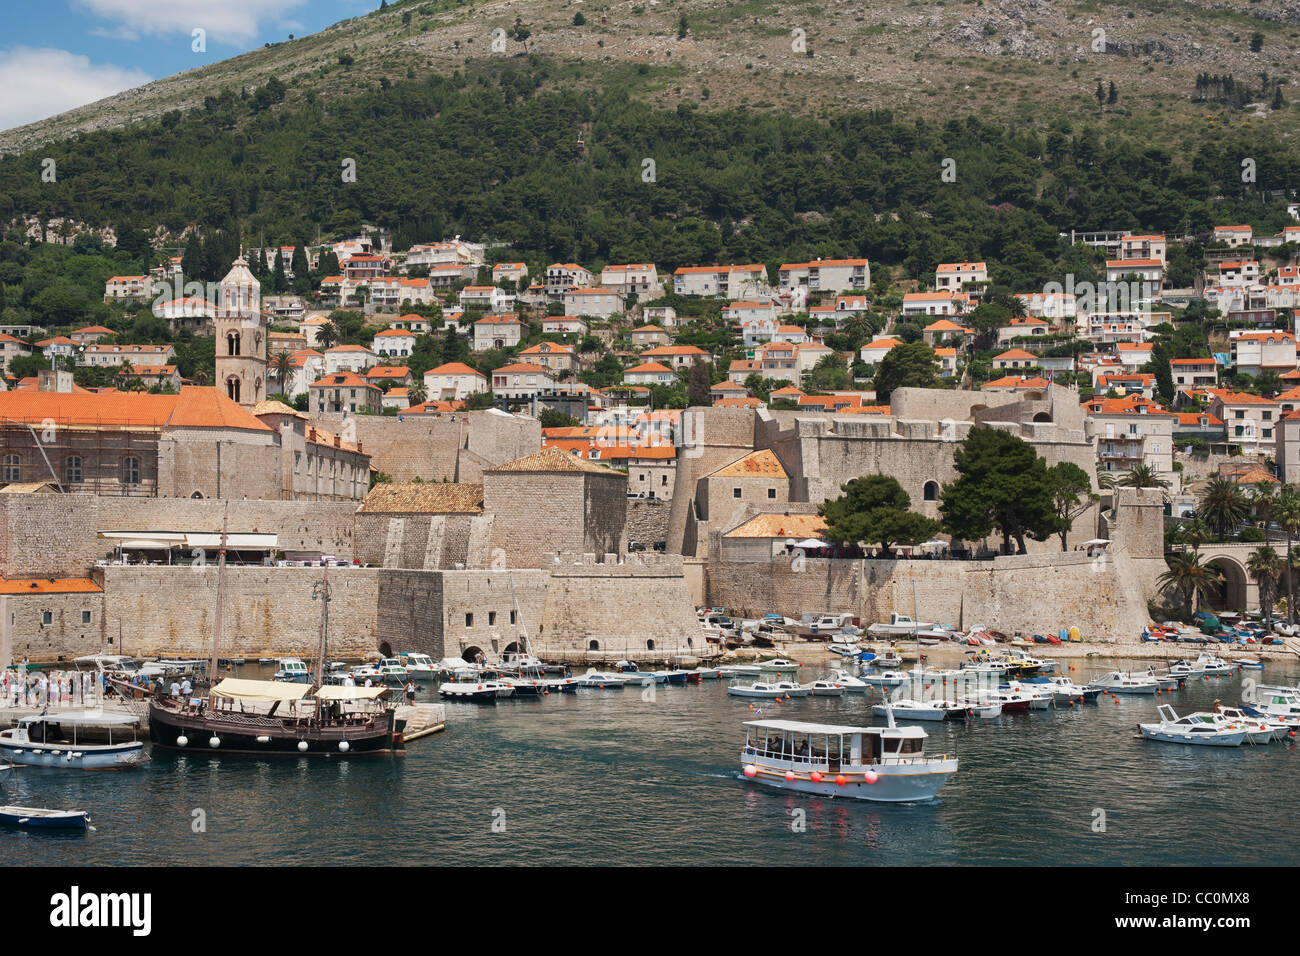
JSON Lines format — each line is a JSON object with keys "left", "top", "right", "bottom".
{"left": 461, "top": 645, "right": 483, "bottom": 663}
{"left": 1205, "top": 556, "right": 1249, "bottom": 612}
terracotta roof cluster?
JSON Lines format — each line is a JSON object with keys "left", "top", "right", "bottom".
{"left": 708, "top": 449, "right": 788, "bottom": 480}
{"left": 0, "top": 386, "right": 269, "bottom": 431}
{"left": 487, "top": 446, "right": 622, "bottom": 475}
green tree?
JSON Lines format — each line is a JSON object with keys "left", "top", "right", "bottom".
{"left": 1247, "top": 545, "right": 1282, "bottom": 623}
{"left": 808, "top": 353, "right": 850, "bottom": 391}
{"left": 466, "top": 391, "right": 497, "bottom": 410}
{"left": 316, "top": 322, "right": 338, "bottom": 351}
{"left": 1272, "top": 485, "right": 1300, "bottom": 623}
{"left": 687, "top": 360, "right": 711, "bottom": 407}
{"left": 873, "top": 341, "right": 937, "bottom": 403}
{"left": 407, "top": 381, "right": 428, "bottom": 406}
{"left": 270, "top": 350, "right": 294, "bottom": 396}
{"left": 1199, "top": 477, "right": 1250, "bottom": 539}
{"left": 1158, "top": 551, "right": 1223, "bottom": 614}
{"left": 1046, "top": 461, "right": 1097, "bottom": 551}
{"left": 1118, "top": 464, "right": 1169, "bottom": 490}
{"left": 940, "top": 427, "right": 1057, "bottom": 554}
{"left": 538, "top": 408, "right": 581, "bottom": 428}
{"left": 818, "top": 474, "right": 941, "bottom": 555}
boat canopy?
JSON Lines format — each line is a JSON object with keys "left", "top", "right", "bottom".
{"left": 744, "top": 718, "right": 925, "bottom": 738}
{"left": 315, "top": 685, "right": 387, "bottom": 700}
{"left": 19, "top": 710, "right": 138, "bottom": 726}
{"left": 97, "top": 531, "right": 279, "bottom": 550}
{"left": 209, "top": 678, "right": 310, "bottom": 701}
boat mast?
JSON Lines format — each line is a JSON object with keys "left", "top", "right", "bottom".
{"left": 314, "top": 565, "right": 330, "bottom": 687}
{"left": 208, "top": 504, "right": 229, "bottom": 679}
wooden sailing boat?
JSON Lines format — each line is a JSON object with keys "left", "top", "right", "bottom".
{"left": 148, "top": 509, "right": 404, "bottom": 756}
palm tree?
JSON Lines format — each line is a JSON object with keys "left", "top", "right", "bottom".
{"left": 271, "top": 350, "right": 294, "bottom": 396}
{"left": 1251, "top": 480, "right": 1279, "bottom": 529}
{"left": 406, "top": 381, "right": 428, "bottom": 406}
{"left": 317, "top": 322, "right": 338, "bottom": 351}
{"left": 1247, "top": 545, "right": 1283, "bottom": 624}
{"left": 1158, "top": 551, "right": 1224, "bottom": 615}
{"left": 1178, "top": 517, "right": 1211, "bottom": 554}
{"left": 1097, "top": 471, "right": 1117, "bottom": 491}
{"left": 1119, "top": 464, "right": 1169, "bottom": 489}
{"left": 1199, "top": 477, "right": 1250, "bottom": 540}
{"left": 1273, "top": 485, "right": 1300, "bottom": 624}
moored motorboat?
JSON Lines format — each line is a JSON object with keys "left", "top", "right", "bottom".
{"left": 727, "top": 681, "right": 810, "bottom": 699}
{"left": 0, "top": 803, "right": 90, "bottom": 831}
{"left": 739, "top": 713, "right": 957, "bottom": 802}
{"left": 870, "top": 697, "right": 965, "bottom": 721}
{"left": 861, "top": 669, "right": 909, "bottom": 688}
{"left": 810, "top": 680, "right": 845, "bottom": 697}
{"left": 438, "top": 680, "right": 513, "bottom": 702}
{"left": 576, "top": 669, "right": 627, "bottom": 689}
{"left": 826, "top": 669, "right": 869, "bottom": 693}
{"left": 1089, "top": 671, "right": 1158, "bottom": 694}
{"left": 1138, "top": 704, "right": 1248, "bottom": 746}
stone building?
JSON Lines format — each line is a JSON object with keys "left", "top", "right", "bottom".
{"left": 483, "top": 447, "right": 627, "bottom": 568}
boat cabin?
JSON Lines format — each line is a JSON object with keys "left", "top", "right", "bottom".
{"left": 742, "top": 719, "right": 929, "bottom": 770}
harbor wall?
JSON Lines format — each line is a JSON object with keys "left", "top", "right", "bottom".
{"left": 0, "top": 493, "right": 103, "bottom": 578}
{"left": 703, "top": 552, "right": 1168, "bottom": 640}
{"left": 0, "top": 588, "right": 108, "bottom": 665}
{"left": 537, "top": 552, "right": 704, "bottom": 658}
{"left": 98, "top": 566, "right": 382, "bottom": 660}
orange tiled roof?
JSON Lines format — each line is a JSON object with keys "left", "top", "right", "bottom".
{"left": 708, "top": 449, "right": 787, "bottom": 479}
{"left": 426, "top": 362, "right": 485, "bottom": 378}
{"left": 0, "top": 576, "right": 102, "bottom": 595}
{"left": 0, "top": 386, "right": 269, "bottom": 431}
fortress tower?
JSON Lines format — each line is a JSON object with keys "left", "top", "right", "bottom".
{"left": 215, "top": 255, "right": 267, "bottom": 407}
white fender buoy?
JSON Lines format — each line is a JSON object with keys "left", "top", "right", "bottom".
{"left": 743, "top": 764, "right": 757, "bottom": 778}
{"left": 256, "top": 736, "right": 271, "bottom": 744}
{"left": 338, "top": 741, "right": 350, "bottom": 753}
{"left": 176, "top": 735, "right": 188, "bottom": 747}
{"left": 298, "top": 740, "right": 309, "bottom": 752}
{"left": 208, "top": 736, "right": 220, "bottom": 748}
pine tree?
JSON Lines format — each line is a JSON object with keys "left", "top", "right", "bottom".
{"left": 1095, "top": 81, "right": 1105, "bottom": 107}
{"left": 1107, "top": 81, "right": 1117, "bottom": 104}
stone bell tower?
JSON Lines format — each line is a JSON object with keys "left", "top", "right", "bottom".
{"left": 214, "top": 255, "right": 267, "bottom": 407}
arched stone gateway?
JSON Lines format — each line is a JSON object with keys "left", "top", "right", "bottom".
{"left": 1205, "top": 556, "right": 1249, "bottom": 612}
{"left": 503, "top": 641, "right": 521, "bottom": 656}
{"left": 378, "top": 641, "right": 393, "bottom": 658}
{"left": 461, "top": 645, "right": 483, "bottom": 663}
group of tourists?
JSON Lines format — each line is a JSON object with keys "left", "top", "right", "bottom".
{"left": 2, "top": 666, "right": 102, "bottom": 709}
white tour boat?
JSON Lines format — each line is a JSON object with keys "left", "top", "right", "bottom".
{"left": 438, "top": 680, "right": 515, "bottom": 702}
{"left": 739, "top": 714, "right": 958, "bottom": 802}
{"left": 0, "top": 712, "right": 147, "bottom": 769}
{"left": 826, "top": 669, "right": 870, "bottom": 693}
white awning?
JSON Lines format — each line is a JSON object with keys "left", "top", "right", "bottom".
{"left": 315, "top": 685, "right": 388, "bottom": 701}
{"left": 96, "top": 531, "right": 278, "bottom": 550}
{"left": 209, "top": 678, "right": 310, "bottom": 701}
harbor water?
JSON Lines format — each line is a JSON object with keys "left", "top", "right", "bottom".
{"left": 4, "top": 661, "right": 1297, "bottom": 865}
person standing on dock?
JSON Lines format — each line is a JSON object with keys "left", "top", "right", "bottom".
{"left": 404, "top": 679, "right": 417, "bottom": 704}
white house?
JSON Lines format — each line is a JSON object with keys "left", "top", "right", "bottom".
{"left": 546, "top": 263, "right": 595, "bottom": 297}
{"left": 459, "top": 286, "right": 515, "bottom": 313}
{"left": 491, "top": 362, "right": 556, "bottom": 399}
{"left": 473, "top": 315, "right": 525, "bottom": 351}
{"left": 324, "top": 344, "right": 377, "bottom": 375}
{"left": 1213, "top": 225, "right": 1253, "bottom": 248}
{"left": 901, "top": 291, "right": 967, "bottom": 317}
{"left": 778, "top": 258, "right": 870, "bottom": 295}
{"left": 623, "top": 362, "right": 677, "bottom": 386}
{"left": 600, "top": 263, "right": 659, "bottom": 297}
{"left": 563, "top": 287, "right": 624, "bottom": 319}
{"left": 859, "top": 337, "right": 902, "bottom": 368}
{"left": 371, "top": 328, "right": 416, "bottom": 358}
{"left": 424, "top": 361, "right": 488, "bottom": 401}
{"left": 541, "top": 315, "right": 589, "bottom": 336}
{"left": 673, "top": 264, "right": 768, "bottom": 298}
{"left": 934, "top": 261, "right": 987, "bottom": 292}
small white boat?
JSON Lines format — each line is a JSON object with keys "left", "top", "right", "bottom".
{"left": 1042, "top": 676, "right": 1103, "bottom": 703}
{"left": 961, "top": 699, "right": 1003, "bottom": 718}
{"left": 1138, "top": 704, "right": 1248, "bottom": 746}
{"left": 576, "top": 669, "right": 627, "bottom": 689}
{"left": 1002, "top": 680, "right": 1053, "bottom": 710}
{"left": 861, "top": 669, "right": 910, "bottom": 688}
{"left": 692, "top": 667, "right": 724, "bottom": 680}
{"left": 1169, "top": 653, "right": 1235, "bottom": 677}
{"left": 716, "top": 664, "right": 762, "bottom": 678}
{"left": 810, "top": 680, "right": 845, "bottom": 697}
{"left": 0, "top": 712, "right": 146, "bottom": 770}
{"left": 1235, "top": 704, "right": 1300, "bottom": 739}
{"left": 826, "top": 669, "right": 869, "bottom": 693}
{"left": 1206, "top": 706, "right": 1274, "bottom": 744}
{"left": 398, "top": 652, "right": 438, "bottom": 678}
{"left": 870, "top": 698, "right": 965, "bottom": 721}
{"left": 827, "top": 641, "right": 861, "bottom": 657}
{"left": 1237, "top": 658, "right": 1264, "bottom": 669}
{"left": 757, "top": 658, "right": 799, "bottom": 671}
{"left": 727, "top": 681, "right": 810, "bottom": 699}
{"left": 867, "top": 613, "right": 934, "bottom": 637}
{"left": 0, "top": 801, "right": 91, "bottom": 831}
{"left": 1089, "top": 671, "right": 1158, "bottom": 694}
{"left": 273, "top": 658, "right": 312, "bottom": 683}
{"left": 739, "top": 714, "right": 958, "bottom": 802}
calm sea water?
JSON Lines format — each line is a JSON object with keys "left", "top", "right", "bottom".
{"left": 4, "top": 660, "right": 1297, "bottom": 866}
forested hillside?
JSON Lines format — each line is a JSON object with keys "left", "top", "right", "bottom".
{"left": 1, "top": 56, "right": 1297, "bottom": 291}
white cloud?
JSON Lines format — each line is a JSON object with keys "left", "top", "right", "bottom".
{"left": 0, "top": 47, "right": 152, "bottom": 131}
{"left": 74, "top": 0, "right": 308, "bottom": 45}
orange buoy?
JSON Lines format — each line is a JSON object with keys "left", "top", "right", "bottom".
{"left": 784, "top": 771, "right": 795, "bottom": 782}
{"left": 810, "top": 771, "right": 823, "bottom": 783}
{"left": 835, "top": 774, "right": 847, "bottom": 787}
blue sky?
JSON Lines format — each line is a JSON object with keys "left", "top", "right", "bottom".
{"left": 0, "top": 0, "right": 380, "bottom": 132}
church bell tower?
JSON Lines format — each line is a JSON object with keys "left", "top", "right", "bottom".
{"left": 214, "top": 255, "right": 267, "bottom": 407}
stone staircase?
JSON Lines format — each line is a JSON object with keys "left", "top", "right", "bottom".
{"left": 395, "top": 702, "right": 446, "bottom": 741}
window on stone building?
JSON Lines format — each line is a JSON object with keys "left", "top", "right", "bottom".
{"left": 64, "top": 456, "right": 82, "bottom": 484}
{"left": 488, "top": 611, "right": 497, "bottom": 626}
{"left": 510, "top": 611, "right": 517, "bottom": 625}
{"left": 465, "top": 613, "right": 474, "bottom": 627}
{"left": 733, "top": 487, "right": 741, "bottom": 498}
{"left": 1, "top": 455, "right": 18, "bottom": 482}
{"left": 767, "top": 488, "right": 776, "bottom": 499}
{"left": 82, "top": 610, "right": 91, "bottom": 624}
{"left": 41, "top": 611, "right": 51, "bottom": 625}
{"left": 923, "top": 481, "right": 939, "bottom": 501}
{"left": 588, "top": 640, "right": 600, "bottom": 651}
{"left": 121, "top": 456, "right": 141, "bottom": 485}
